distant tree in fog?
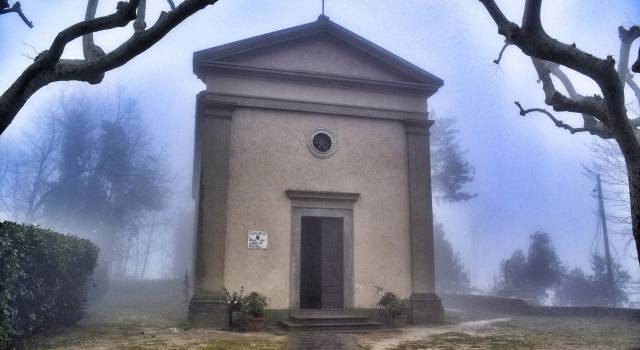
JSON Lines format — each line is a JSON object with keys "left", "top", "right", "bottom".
{"left": 555, "top": 267, "right": 593, "bottom": 306}
{"left": 495, "top": 249, "right": 528, "bottom": 298}
{"left": 496, "top": 231, "right": 632, "bottom": 306}
{"left": 430, "top": 116, "right": 475, "bottom": 292}
{"left": 434, "top": 224, "right": 470, "bottom": 294}
{"left": 589, "top": 254, "right": 631, "bottom": 306}
{"left": 556, "top": 255, "right": 631, "bottom": 306}
{"left": 0, "top": 90, "right": 169, "bottom": 279}
{"left": 496, "top": 231, "right": 563, "bottom": 303}
{"left": 0, "top": 111, "right": 62, "bottom": 223}
{"left": 430, "top": 115, "right": 476, "bottom": 203}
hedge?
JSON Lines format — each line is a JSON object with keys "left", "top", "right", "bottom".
{"left": 0, "top": 221, "right": 98, "bottom": 349}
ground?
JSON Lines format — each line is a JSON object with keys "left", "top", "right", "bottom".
{"left": 24, "top": 279, "right": 640, "bottom": 349}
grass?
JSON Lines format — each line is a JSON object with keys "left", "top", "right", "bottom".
{"left": 22, "top": 279, "right": 640, "bottom": 349}
{"left": 391, "top": 331, "right": 532, "bottom": 350}
{"left": 123, "top": 338, "right": 288, "bottom": 350}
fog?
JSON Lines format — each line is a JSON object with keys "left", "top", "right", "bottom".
{"left": 1, "top": 0, "right": 639, "bottom": 303}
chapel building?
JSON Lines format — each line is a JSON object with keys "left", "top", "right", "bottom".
{"left": 189, "top": 15, "right": 444, "bottom": 328}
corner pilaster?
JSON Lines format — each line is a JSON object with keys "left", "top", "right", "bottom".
{"left": 404, "top": 118, "right": 444, "bottom": 324}
{"left": 188, "top": 93, "right": 236, "bottom": 328}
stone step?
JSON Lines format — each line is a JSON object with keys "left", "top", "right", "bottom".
{"left": 279, "top": 320, "right": 386, "bottom": 332}
{"left": 288, "top": 313, "right": 371, "bottom": 324}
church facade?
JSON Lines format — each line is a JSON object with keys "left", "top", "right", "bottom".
{"left": 189, "top": 15, "right": 444, "bottom": 327}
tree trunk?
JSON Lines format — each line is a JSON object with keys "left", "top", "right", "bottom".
{"left": 625, "top": 155, "right": 640, "bottom": 267}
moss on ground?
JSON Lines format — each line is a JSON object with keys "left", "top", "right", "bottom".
{"left": 124, "top": 337, "right": 288, "bottom": 350}
{"left": 390, "top": 331, "right": 531, "bottom": 350}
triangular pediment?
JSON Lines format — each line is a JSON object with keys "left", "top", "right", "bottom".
{"left": 194, "top": 17, "right": 443, "bottom": 90}
{"left": 226, "top": 32, "right": 418, "bottom": 83}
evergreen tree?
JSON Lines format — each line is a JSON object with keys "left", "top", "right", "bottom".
{"left": 430, "top": 116, "right": 476, "bottom": 203}
{"left": 434, "top": 224, "right": 470, "bottom": 293}
{"left": 496, "top": 231, "right": 563, "bottom": 303}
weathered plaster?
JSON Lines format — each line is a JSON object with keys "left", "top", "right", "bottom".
{"left": 221, "top": 108, "right": 412, "bottom": 309}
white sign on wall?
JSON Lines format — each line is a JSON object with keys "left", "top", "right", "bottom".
{"left": 248, "top": 230, "right": 268, "bottom": 250}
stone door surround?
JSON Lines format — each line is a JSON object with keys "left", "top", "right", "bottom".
{"left": 286, "top": 190, "right": 359, "bottom": 310}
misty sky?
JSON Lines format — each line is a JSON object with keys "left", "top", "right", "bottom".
{"left": 1, "top": 0, "right": 639, "bottom": 290}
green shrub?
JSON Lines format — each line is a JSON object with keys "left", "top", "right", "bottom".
{"left": 223, "top": 286, "right": 245, "bottom": 311}
{"left": 0, "top": 221, "right": 98, "bottom": 349}
{"left": 377, "top": 292, "right": 407, "bottom": 317}
{"left": 242, "top": 292, "right": 267, "bottom": 318}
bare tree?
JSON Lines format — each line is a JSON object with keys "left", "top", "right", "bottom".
{"left": 479, "top": 0, "right": 640, "bottom": 267}
{"left": 585, "top": 140, "right": 631, "bottom": 228}
{"left": 0, "top": 111, "right": 62, "bottom": 223}
{"left": 0, "top": 0, "right": 217, "bottom": 134}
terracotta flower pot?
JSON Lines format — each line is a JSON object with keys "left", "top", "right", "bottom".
{"left": 247, "top": 316, "right": 265, "bottom": 331}
{"left": 389, "top": 314, "right": 408, "bottom": 328}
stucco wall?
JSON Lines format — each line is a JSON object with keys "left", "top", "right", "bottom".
{"left": 226, "top": 33, "right": 413, "bottom": 83}
{"left": 205, "top": 74, "right": 427, "bottom": 113}
{"left": 221, "top": 108, "right": 412, "bottom": 309}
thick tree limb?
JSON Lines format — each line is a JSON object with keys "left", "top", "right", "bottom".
{"left": 479, "top": 0, "right": 639, "bottom": 164}
{"left": 618, "top": 26, "right": 640, "bottom": 112}
{"left": 522, "top": 0, "right": 543, "bottom": 34}
{"left": 531, "top": 58, "right": 609, "bottom": 125}
{"left": 0, "top": 0, "right": 217, "bottom": 135}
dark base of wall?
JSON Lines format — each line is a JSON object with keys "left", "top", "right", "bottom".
{"left": 188, "top": 294, "right": 228, "bottom": 328}
{"left": 410, "top": 293, "right": 444, "bottom": 324}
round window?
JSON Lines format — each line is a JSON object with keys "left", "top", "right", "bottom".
{"left": 307, "top": 129, "right": 337, "bottom": 158}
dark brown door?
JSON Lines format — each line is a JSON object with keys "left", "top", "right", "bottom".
{"left": 321, "top": 217, "right": 344, "bottom": 309}
{"left": 299, "top": 216, "right": 344, "bottom": 309}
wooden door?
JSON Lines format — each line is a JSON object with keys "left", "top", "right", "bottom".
{"left": 320, "top": 217, "right": 344, "bottom": 309}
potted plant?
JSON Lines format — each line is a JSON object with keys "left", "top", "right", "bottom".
{"left": 223, "top": 286, "right": 245, "bottom": 328}
{"left": 378, "top": 292, "right": 408, "bottom": 328}
{"left": 242, "top": 291, "right": 267, "bottom": 331}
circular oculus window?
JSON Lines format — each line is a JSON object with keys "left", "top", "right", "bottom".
{"left": 307, "top": 129, "right": 337, "bottom": 158}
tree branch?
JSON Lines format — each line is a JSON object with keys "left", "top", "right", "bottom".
{"left": 522, "top": 0, "right": 543, "bottom": 34}
{"left": 83, "top": 0, "right": 106, "bottom": 66}
{"left": 633, "top": 46, "right": 640, "bottom": 73}
{"left": 480, "top": 0, "right": 616, "bottom": 83}
{"left": 532, "top": 58, "right": 608, "bottom": 123}
{"left": 479, "top": 0, "right": 640, "bottom": 163}
{"left": 0, "top": 2, "right": 33, "bottom": 28}
{"left": 514, "top": 101, "right": 609, "bottom": 136}
{"left": 618, "top": 26, "right": 640, "bottom": 111}
{"left": 0, "top": 0, "right": 217, "bottom": 135}
{"left": 134, "top": 0, "right": 147, "bottom": 33}
{"left": 493, "top": 40, "right": 511, "bottom": 64}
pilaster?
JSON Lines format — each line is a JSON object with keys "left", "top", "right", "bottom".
{"left": 188, "top": 93, "right": 235, "bottom": 328}
{"left": 404, "top": 118, "right": 443, "bottom": 324}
